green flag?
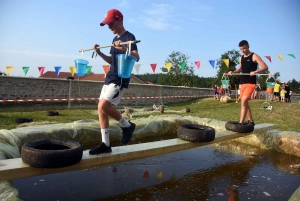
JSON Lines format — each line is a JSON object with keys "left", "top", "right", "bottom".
{"left": 22, "top": 66, "right": 30, "bottom": 76}
{"left": 86, "top": 66, "right": 92, "bottom": 75}
{"left": 179, "top": 62, "right": 186, "bottom": 71}
{"left": 235, "top": 57, "right": 240, "bottom": 63}
{"left": 288, "top": 54, "right": 296, "bottom": 59}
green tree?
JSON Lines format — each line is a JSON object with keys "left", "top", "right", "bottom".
{"left": 215, "top": 49, "right": 241, "bottom": 90}
{"left": 288, "top": 79, "right": 300, "bottom": 93}
{"left": 158, "top": 51, "right": 195, "bottom": 87}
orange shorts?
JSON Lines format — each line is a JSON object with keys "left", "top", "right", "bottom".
{"left": 240, "top": 84, "right": 256, "bottom": 99}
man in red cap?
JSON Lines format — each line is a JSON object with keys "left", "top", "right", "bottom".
{"left": 90, "top": 9, "right": 140, "bottom": 155}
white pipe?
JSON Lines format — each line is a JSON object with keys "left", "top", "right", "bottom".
{"left": 79, "top": 40, "right": 141, "bottom": 52}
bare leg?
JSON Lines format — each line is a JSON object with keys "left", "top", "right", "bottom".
{"left": 239, "top": 96, "right": 253, "bottom": 123}
{"left": 98, "top": 98, "right": 122, "bottom": 129}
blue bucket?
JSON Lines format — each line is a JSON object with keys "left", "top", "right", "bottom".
{"left": 221, "top": 80, "right": 229, "bottom": 89}
{"left": 74, "top": 59, "right": 89, "bottom": 76}
{"left": 117, "top": 54, "right": 137, "bottom": 78}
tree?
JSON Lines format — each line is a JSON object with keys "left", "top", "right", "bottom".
{"left": 158, "top": 51, "right": 195, "bottom": 87}
{"left": 288, "top": 79, "right": 300, "bottom": 93}
{"left": 215, "top": 49, "right": 241, "bottom": 90}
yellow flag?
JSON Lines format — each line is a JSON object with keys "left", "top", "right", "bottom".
{"left": 69, "top": 66, "right": 76, "bottom": 77}
{"left": 277, "top": 54, "right": 283, "bottom": 61}
{"left": 165, "top": 62, "right": 172, "bottom": 72}
{"left": 6, "top": 66, "right": 13, "bottom": 76}
{"left": 157, "top": 172, "right": 163, "bottom": 178}
{"left": 223, "top": 59, "right": 229, "bottom": 68}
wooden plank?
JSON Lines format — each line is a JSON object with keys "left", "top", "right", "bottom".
{"left": 0, "top": 123, "right": 274, "bottom": 181}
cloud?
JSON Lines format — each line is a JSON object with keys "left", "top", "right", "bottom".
{"left": 118, "top": 0, "right": 130, "bottom": 8}
{"left": 140, "top": 4, "right": 178, "bottom": 31}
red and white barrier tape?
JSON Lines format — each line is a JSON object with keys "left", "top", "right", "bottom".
{"left": 0, "top": 94, "right": 213, "bottom": 103}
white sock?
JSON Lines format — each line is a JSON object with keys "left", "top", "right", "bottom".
{"left": 101, "top": 128, "right": 110, "bottom": 146}
{"left": 119, "top": 116, "right": 131, "bottom": 128}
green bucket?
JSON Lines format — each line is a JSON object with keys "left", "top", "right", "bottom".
{"left": 221, "top": 80, "right": 229, "bottom": 89}
{"left": 266, "top": 82, "right": 275, "bottom": 88}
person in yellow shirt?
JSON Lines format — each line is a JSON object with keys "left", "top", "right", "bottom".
{"left": 273, "top": 81, "right": 281, "bottom": 102}
{"left": 280, "top": 88, "right": 287, "bottom": 103}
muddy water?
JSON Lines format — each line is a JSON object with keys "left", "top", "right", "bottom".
{"left": 11, "top": 142, "right": 300, "bottom": 201}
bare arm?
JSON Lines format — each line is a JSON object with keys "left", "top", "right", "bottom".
{"left": 252, "top": 54, "right": 268, "bottom": 74}
{"left": 113, "top": 40, "right": 140, "bottom": 62}
{"left": 93, "top": 44, "right": 112, "bottom": 64}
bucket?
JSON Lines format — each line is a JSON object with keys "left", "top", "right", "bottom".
{"left": 266, "top": 82, "right": 275, "bottom": 88}
{"left": 117, "top": 54, "right": 137, "bottom": 78}
{"left": 74, "top": 59, "right": 89, "bottom": 76}
{"left": 266, "top": 88, "right": 274, "bottom": 93}
{"left": 221, "top": 80, "right": 229, "bottom": 89}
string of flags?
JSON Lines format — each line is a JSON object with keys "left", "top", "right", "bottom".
{"left": 3, "top": 53, "right": 297, "bottom": 76}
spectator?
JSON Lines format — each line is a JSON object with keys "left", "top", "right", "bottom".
{"left": 254, "top": 84, "right": 261, "bottom": 99}
{"left": 280, "top": 87, "right": 287, "bottom": 103}
{"left": 213, "top": 85, "right": 219, "bottom": 100}
{"left": 273, "top": 81, "right": 280, "bottom": 102}
{"left": 219, "top": 85, "right": 223, "bottom": 96}
{"left": 284, "top": 83, "right": 291, "bottom": 103}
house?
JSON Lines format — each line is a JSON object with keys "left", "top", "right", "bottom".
{"left": 40, "top": 71, "right": 148, "bottom": 84}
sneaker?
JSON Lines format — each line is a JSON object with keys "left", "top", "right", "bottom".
{"left": 121, "top": 121, "right": 136, "bottom": 144}
{"left": 89, "top": 142, "right": 112, "bottom": 155}
{"left": 248, "top": 120, "right": 255, "bottom": 126}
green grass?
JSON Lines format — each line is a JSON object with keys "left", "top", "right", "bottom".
{"left": 0, "top": 98, "right": 299, "bottom": 132}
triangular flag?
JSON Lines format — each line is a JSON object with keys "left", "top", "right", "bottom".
{"left": 165, "top": 62, "right": 172, "bottom": 72}
{"left": 69, "top": 66, "right": 76, "bottom": 77}
{"left": 86, "top": 66, "right": 92, "bottom": 75}
{"left": 143, "top": 170, "right": 149, "bottom": 178}
{"left": 157, "top": 172, "right": 162, "bottom": 178}
{"left": 6, "top": 66, "right": 13, "bottom": 76}
{"left": 235, "top": 57, "right": 240, "bottom": 63}
{"left": 265, "top": 56, "right": 272, "bottom": 63}
{"left": 209, "top": 60, "right": 215, "bottom": 69}
{"left": 194, "top": 61, "right": 200, "bottom": 69}
{"left": 150, "top": 64, "right": 157, "bottom": 73}
{"left": 22, "top": 66, "right": 30, "bottom": 76}
{"left": 223, "top": 59, "right": 229, "bottom": 68}
{"left": 54, "top": 66, "right": 61, "bottom": 77}
{"left": 38, "top": 66, "right": 45, "bottom": 76}
{"left": 179, "top": 61, "right": 186, "bottom": 71}
{"left": 277, "top": 54, "right": 283, "bottom": 61}
{"left": 288, "top": 54, "right": 296, "bottom": 59}
{"left": 170, "top": 174, "right": 176, "bottom": 180}
{"left": 103, "top": 65, "right": 110, "bottom": 74}
{"left": 135, "top": 64, "right": 141, "bottom": 74}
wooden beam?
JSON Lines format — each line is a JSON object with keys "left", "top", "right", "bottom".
{"left": 0, "top": 123, "right": 274, "bottom": 181}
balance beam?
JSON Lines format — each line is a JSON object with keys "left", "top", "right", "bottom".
{"left": 0, "top": 123, "right": 274, "bottom": 181}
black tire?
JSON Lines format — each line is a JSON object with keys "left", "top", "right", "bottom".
{"left": 225, "top": 121, "right": 254, "bottom": 133}
{"left": 47, "top": 111, "right": 59, "bottom": 116}
{"left": 21, "top": 139, "right": 83, "bottom": 168}
{"left": 177, "top": 124, "right": 215, "bottom": 142}
{"left": 16, "top": 118, "right": 33, "bottom": 124}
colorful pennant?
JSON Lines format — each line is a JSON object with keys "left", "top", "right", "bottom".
{"left": 223, "top": 59, "right": 229, "bottom": 68}
{"left": 265, "top": 56, "right": 272, "bottom": 63}
{"left": 103, "top": 65, "right": 110, "bottom": 74}
{"left": 288, "top": 54, "right": 296, "bottom": 59}
{"left": 143, "top": 170, "right": 149, "bottom": 178}
{"left": 209, "top": 60, "right": 215, "bottom": 69}
{"left": 165, "top": 62, "right": 172, "bottom": 72}
{"left": 86, "top": 66, "right": 92, "bottom": 75}
{"left": 277, "top": 54, "right": 283, "bottom": 61}
{"left": 6, "top": 66, "right": 13, "bottom": 76}
{"left": 54, "top": 66, "right": 61, "bottom": 77}
{"left": 69, "top": 66, "right": 76, "bottom": 77}
{"left": 235, "top": 57, "right": 240, "bottom": 63}
{"left": 180, "top": 61, "right": 186, "bottom": 71}
{"left": 194, "top": 61, "right": 200, "bottom": 69}
{"left": 150, "top": 64, "right": 157, "bottom": 73}
{"left": 157, "top": 172, "right": 163, "bottom": 178}
{"left": 22, "top": 66, "right": 30, "bottom": 76}
{"left": 38, "top": 66, "right": 45, "bottom": 76}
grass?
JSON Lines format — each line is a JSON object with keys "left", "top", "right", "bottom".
{"left": 0, "top": 98, "right": 299, "bottom": 132}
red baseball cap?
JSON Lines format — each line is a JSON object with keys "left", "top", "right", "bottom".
{"left": 100, "top": 9, "right": 123, "bottom": 26}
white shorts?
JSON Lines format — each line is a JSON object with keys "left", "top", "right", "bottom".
{"left": 99, "top": 83, "right": 126, "bottom": 106}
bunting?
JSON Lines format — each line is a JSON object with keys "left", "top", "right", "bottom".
{"left": 86, "top": 66, "right": 92, "bottom": 75}
{"left": 194, "top": 61, "right": 200, "bottom": 69}
{"left": 288, "top": 54, "right": 296, "bottom": 59}
{"left": 38, "top": 66, "right": 45, "bottom": 76}
{"left": 69, "top": 66, "right": 76, "bottom": 77}
{"left": 179, "top": 61, "right": 186, "bottom": 71}
{"left": 22, "top": 66, "right": 30, "bottom": 76}
{"left": 150, "top": 64, "right": 157, "bottom": 73}
{"left": 223, "top": 59, "right": 229, "bottom": 68}
{"left": 235, "top": 57, "right": 240, "bottom": 63}
{"left": 165, "top": 62, "right": 172, "bottom": 72}
{"left": 265, "top": 56, "right": 272, "bottom": 63}
{"left": 103, "top": 65, "right": 110, "bottom": 74}
{"left": 6, "top": 66, "right": 13, "bottom": 76}
{"left": 134, "top": 64, "right": 141, "bottom": 74}
{"left": 209, "top": 60, "right": 215, "bottom": 69}
{"left": 277, "top": 54, "right": 283, "bottom": 61}
{"left": 54, "top": 66, "right": 61, "bottom": 77}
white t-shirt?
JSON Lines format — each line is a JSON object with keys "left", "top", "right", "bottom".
{"left": 289, "top": 91, "right": 292, "bottom": 95}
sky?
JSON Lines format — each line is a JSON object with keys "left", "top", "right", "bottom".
{"left": 0, "top": 0, "right": 300, "bottom": 82}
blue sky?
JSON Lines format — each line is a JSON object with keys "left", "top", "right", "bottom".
{"left": 0, "top": 0, "right": 299, "bottom": 82}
